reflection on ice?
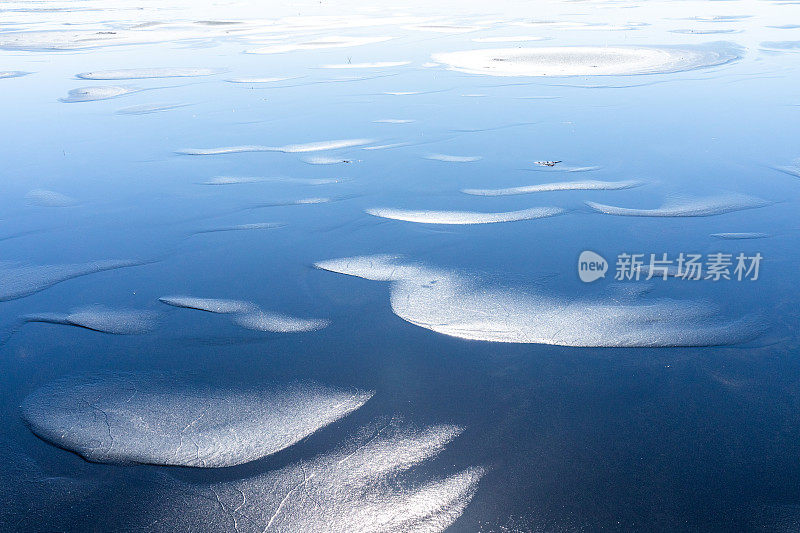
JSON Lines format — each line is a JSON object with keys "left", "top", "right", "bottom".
{"left": 463, "top": 179, "right": 644, "bottom": 196}
{"left": 116, "top": 103, "right": 189, "bottom": 114}
{"left": 25, "top": 189, "right": 78, "bottom": 207}
{"left": 158, "top": 296, "right": 256, "bottom": 314}
{"left": 159, "top": 296, "right": 329, "bottom": 334}
{"left": 760, "top": 41, "right": 800, "bottom": 51}
{"left": 366, "top": 206, "right": 564, "bottom": 224}
{"left": 22, "top": 306, "right": 157, "bottom": 335}
{"left": 773, "top": 163, "right": 800, "bottom": 178}
{"left": 432, "top": 44, "right": 741, "bottom": 77}
{"left": 711, "top": 232, "right": 770, "bottom": 240}
{"left": 0, "top": 71, "right": 30, "bottom": 79}
{"left": 425, "top": 154, "right": 482, "bottom": 162}
{"left": 22, "top": 373, "right": 373, "bottom": 467}
{"left": 290, "top": 197, "right": 331, "bottom": 204}
{"left": 233, "top": 311, "right": 330, "bottom": 333}
{"left": 315, "top": 255, "right": 762, "bottom": 347}
{"left": 362, "top": 142, "right": 410, "bottom": 150}
{"left": 0, "top": 25, "right": 241, "bottom": 51}
{"left": 178, "top": 138, "right": 373, "bottom": 155}
{"left": 60, "top": 85, "right": 138, "bottom": 102}
{"left": 527, "top": 165, "right": 601, "bottom": 172}
{"left": 202, "top": 176, "right": 342, "bottom": 185}
{"left": 202, "top": 176, "right": 266, "bottom": 185}
{"left": 586, "top": 194, "right": 770, "bottom": 217}
{"left": 1, "top": 1, "right": 795, "bottom": 528}
{"left": 77, "top": 68, "right": 220, "bottom": 80}
{"left": 144, "top": 420, "right": 482, "bottom": 532}
{"left": 302, "top": 156, "right": 357, "bottom": 165}
{"left": 193, "top": 222, "right": 286, "bottom": 234}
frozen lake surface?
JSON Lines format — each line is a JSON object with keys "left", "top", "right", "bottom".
{"left": 2, "top": 0, "right": 800, "bottom": 530}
